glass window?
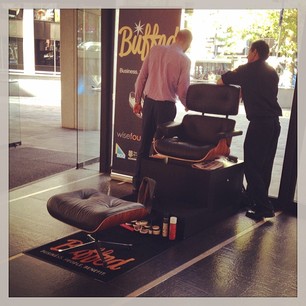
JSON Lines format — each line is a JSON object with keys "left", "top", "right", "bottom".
{"left": 181, "top": 9, "right": 297, "bottom": 198}
{"left": 34, "top": 38, "right": 60, "bottom": 72}
{"left": 9, "top": 37, "right": 23, "bottom": 70}
{"left": 34, "top": 10, "right": 60, "bottom": 72}
{"left": 9, "top": 9, "right": 24, "bottom": 70}
{"left": 76, "top": 9, "right": 101, "bottom": 167}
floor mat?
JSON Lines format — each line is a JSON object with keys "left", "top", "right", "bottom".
{"left": 25, "top": 225, "right": 177, "bottom": 282}
{"left": 9, "top": 146, "right": 76, "bottom": 189}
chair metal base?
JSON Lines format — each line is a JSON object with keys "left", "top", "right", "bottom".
{"left": 57, "top": 233, "right": 133, "bottom": 264}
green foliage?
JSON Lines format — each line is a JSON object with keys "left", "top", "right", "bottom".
{"left": 241, "top": 9, "right": 297, "bottom": 72}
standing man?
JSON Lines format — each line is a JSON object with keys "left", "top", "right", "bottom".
{"left": 133, "top": 29, "right": 193, "bottom": 192}
{"left": 217, "top": 40, "right": 282, "bottom": 220}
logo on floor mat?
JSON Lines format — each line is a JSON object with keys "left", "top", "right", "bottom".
{"left": 50, "top": 238, "right": 135, "bottom": 272}
{"left": 26, "top": 228, "right": 177, "bottom": 282}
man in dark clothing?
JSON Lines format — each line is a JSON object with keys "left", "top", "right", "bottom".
{"left": 217, "top": 40, "right": 282, "bottom": 220}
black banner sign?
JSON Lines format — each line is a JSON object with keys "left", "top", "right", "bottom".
{"left": 112, "top": 9, "right": 181, "bottom": 176}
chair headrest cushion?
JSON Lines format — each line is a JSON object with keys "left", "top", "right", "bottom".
{"left": 186, "top": 83, "right": 240, "bottom": 115}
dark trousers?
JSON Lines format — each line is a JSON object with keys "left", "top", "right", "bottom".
{"left": 133, "top": 97, "right": 176, "bottom": 188}
{"left": 244, "top": 117, "right": 281, "bottom": 210}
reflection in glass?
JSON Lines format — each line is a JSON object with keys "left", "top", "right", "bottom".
{"left": 76, "top": 9, "right": 101, "bottom": 167}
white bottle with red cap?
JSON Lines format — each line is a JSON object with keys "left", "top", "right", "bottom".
{"left": 168, "top": 216, "right": 177, "bottom": 240}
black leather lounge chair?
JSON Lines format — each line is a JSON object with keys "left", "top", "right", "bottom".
{"left": 153, "top": 83, "right": 242, "bottom": 163}
{"left": 47, "top": 177, "right": 156, "bottom": 262}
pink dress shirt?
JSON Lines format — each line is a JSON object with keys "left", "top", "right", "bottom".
{"left": 135, "top": 43, "right": 191, "bottom": 107}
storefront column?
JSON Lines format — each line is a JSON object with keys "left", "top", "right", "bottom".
{"left": 60, "top": 9, "right": 78, "bottom": 129}
{"left": 22, "top": 9, "right": 35, "bottom": 74}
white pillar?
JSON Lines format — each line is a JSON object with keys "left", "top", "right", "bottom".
{"left": 22, "top": 9, "right": 35, "bottom": 74}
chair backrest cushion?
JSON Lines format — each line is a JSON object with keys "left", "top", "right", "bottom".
{"left": 186, "top": 83, "right": 240, "bottom": 115}
{"left": 182, "top": 114, "right": 236, "bottom": 145}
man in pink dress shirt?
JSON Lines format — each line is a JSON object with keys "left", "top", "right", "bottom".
{"left": 132, "top": 29, "right": 193, "bottom": 191}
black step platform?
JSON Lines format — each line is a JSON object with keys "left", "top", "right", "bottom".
{"left": 140, "top": 157, "right": 244, "bottom": 239}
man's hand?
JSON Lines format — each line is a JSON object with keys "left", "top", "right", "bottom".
{"left": 133, "top": 102, "right": 142, "bottom": 115}
{"left": 216, "top": 77, "right": 224, "bottom": 85}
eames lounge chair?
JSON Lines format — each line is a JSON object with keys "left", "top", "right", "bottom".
{"left": 153, "top": 83, "right": 242, "bottom": 163}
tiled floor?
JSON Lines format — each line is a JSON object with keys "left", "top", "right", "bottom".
{"left": 9, "top": 168, "right": 297, "bottom": 298}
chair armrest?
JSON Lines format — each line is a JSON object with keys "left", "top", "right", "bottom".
{"left": 217, "top": 130, "right": 243, "bottom": 139}
{"left": 155, "top": 121, "right": 183, "bottom": 139}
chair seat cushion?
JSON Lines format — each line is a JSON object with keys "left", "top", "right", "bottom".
{"left": 155, "top": 138, "right": 214, "bottom": 161}
{"left": 182, "top": 115, "right": 235, "bottom": 145}
{"left": 47, "top": 188, "right": 147, "bottom": 233}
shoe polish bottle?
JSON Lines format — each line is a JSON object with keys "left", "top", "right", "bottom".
{"left": 162, "top": 214, "right": 169, "bottom": 238}
{"left": 168, "top": 216, "right": 177, "bottom": 240}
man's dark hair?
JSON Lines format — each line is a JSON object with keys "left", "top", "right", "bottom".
{"left": 251, "top": 40, "right": 270, "bottom": 60}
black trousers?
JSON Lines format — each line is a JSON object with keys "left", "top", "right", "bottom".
{"left": 244, "top": 117, "right": 281, "bottom": 210}
{"left": 133, "top": 97, "right": 176, "bottom": 188}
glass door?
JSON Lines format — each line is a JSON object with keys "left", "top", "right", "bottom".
{"left": 76, "top": 9, "right": 101, "bottom": 167}
{"left": 9, "top": 79, "right": 21, "bottom": 147}
{"left": 182, "top": 9, "right": 297, "bottom": 200}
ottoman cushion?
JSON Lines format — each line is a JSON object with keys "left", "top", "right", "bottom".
{"left": 47, "top": 188, "right": 147, "bottom": 233}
